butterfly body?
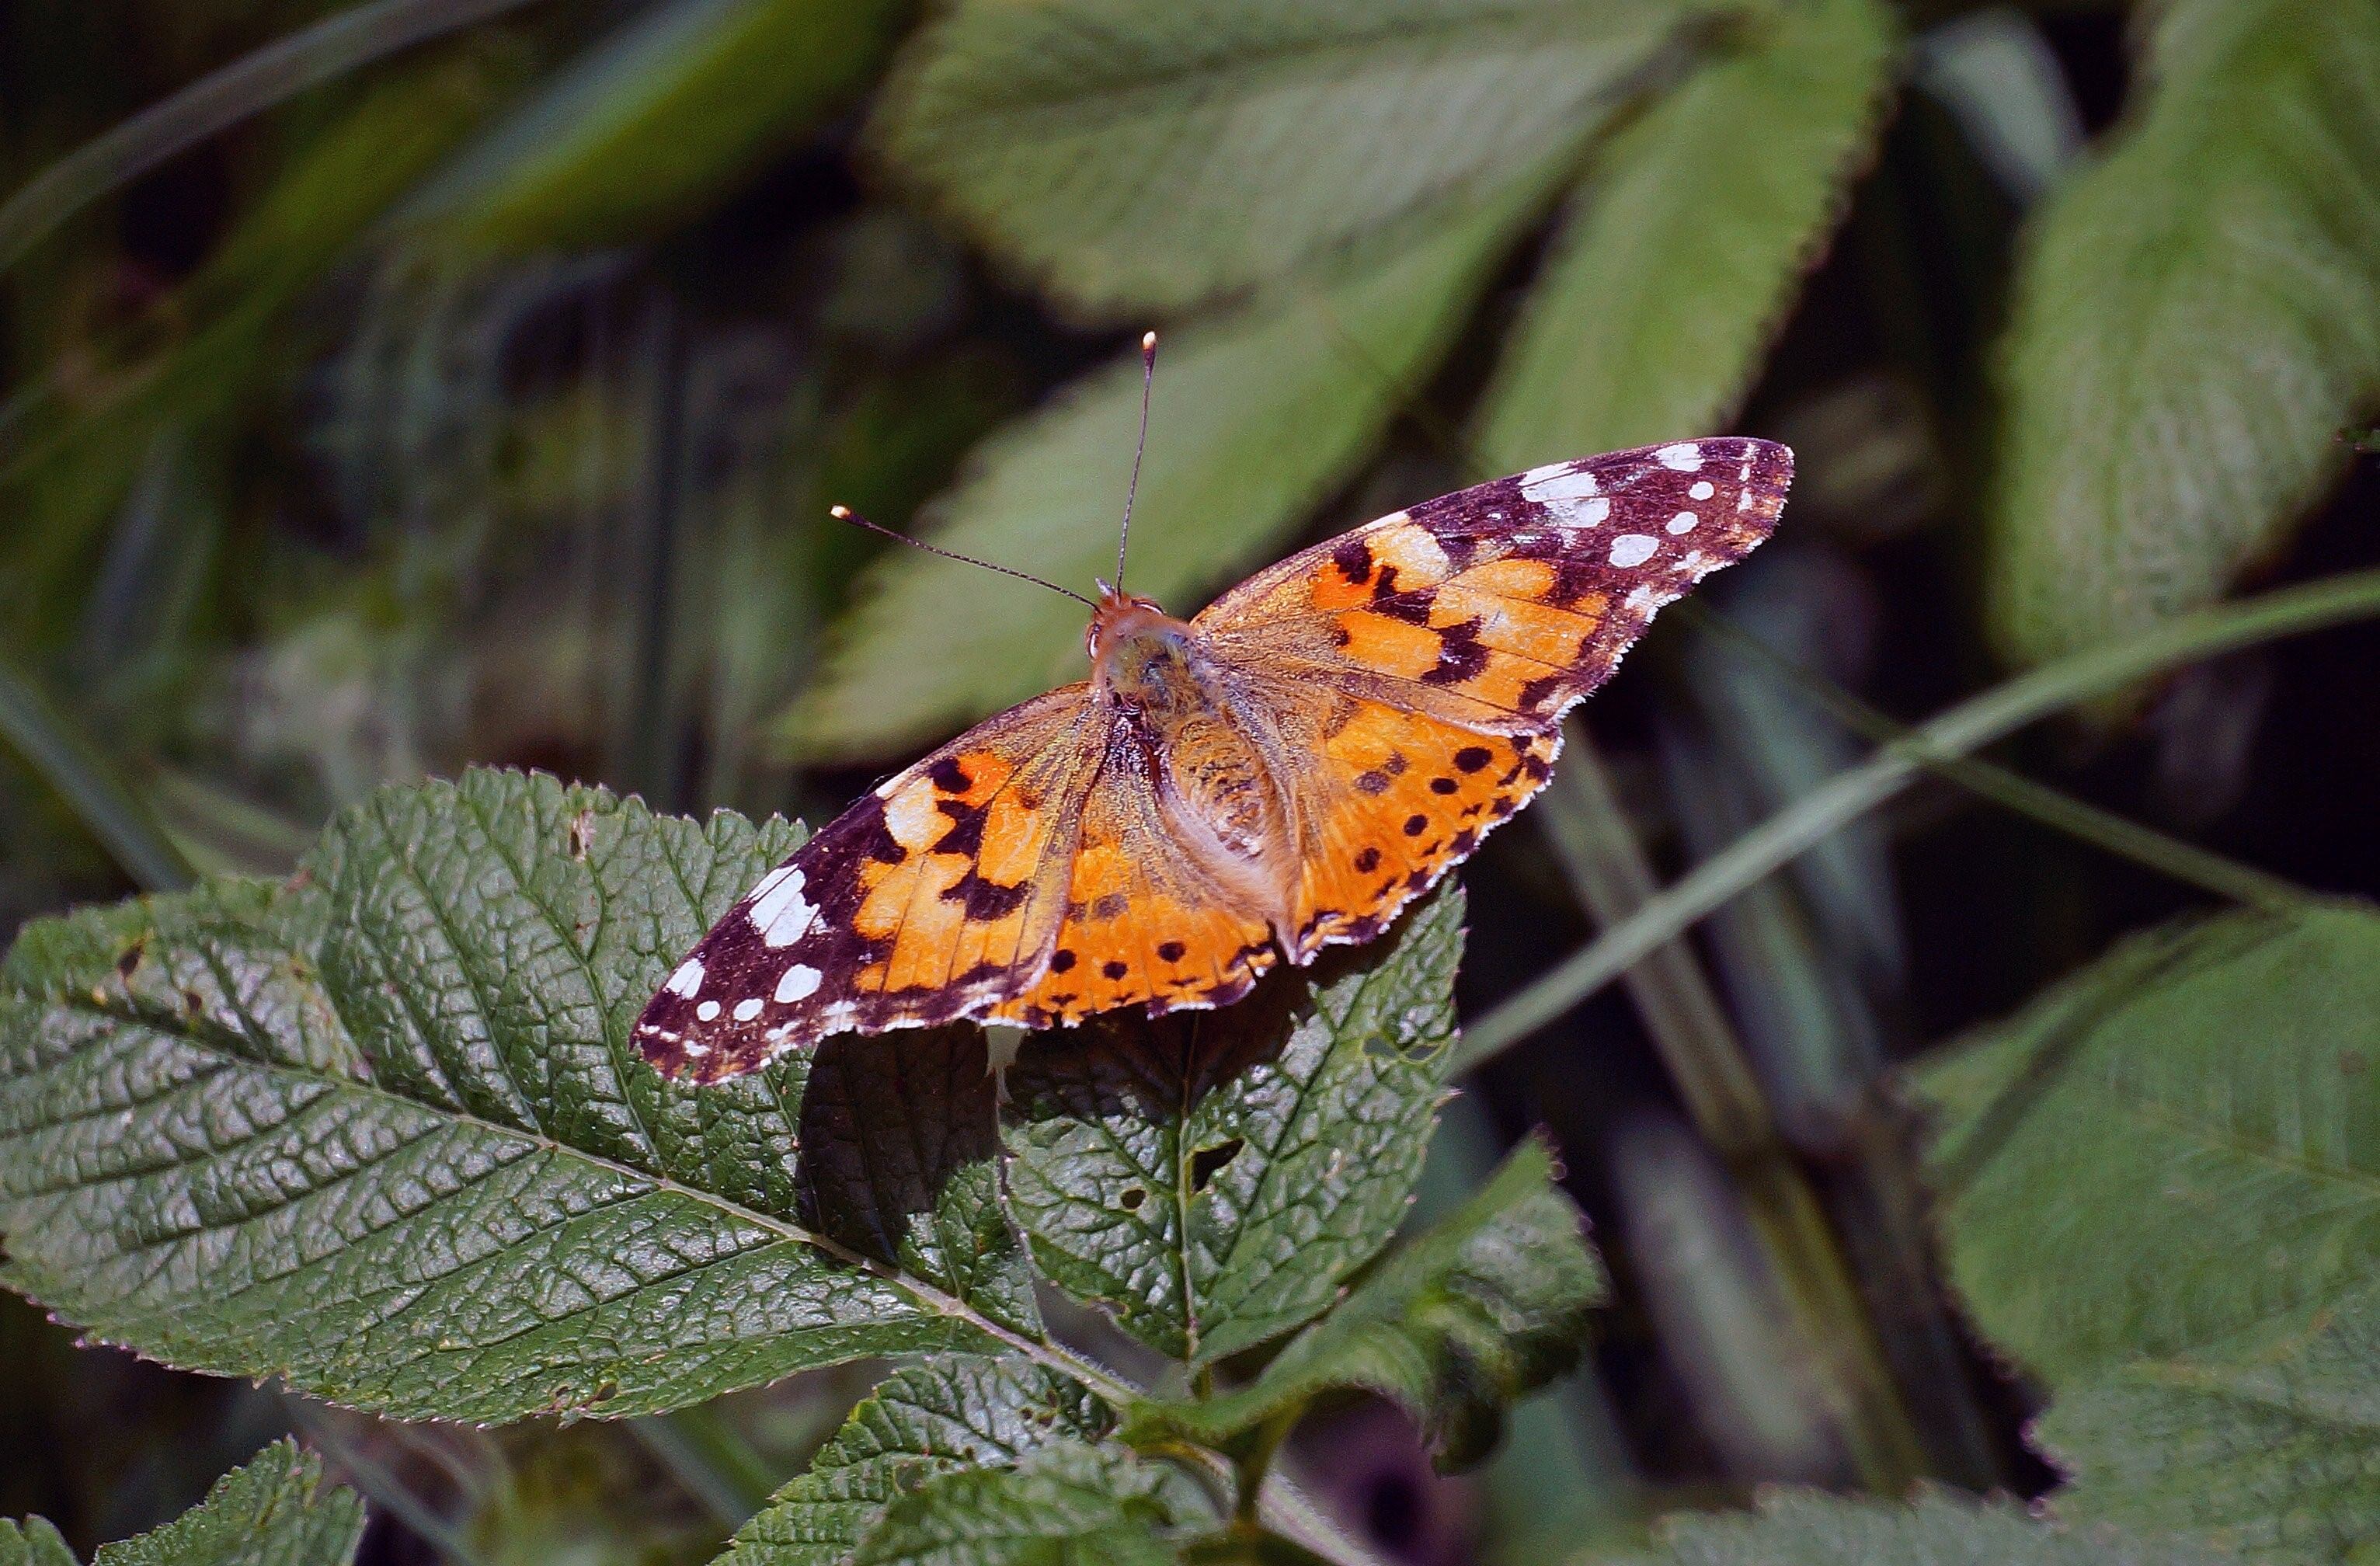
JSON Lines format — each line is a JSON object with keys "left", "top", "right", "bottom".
{"left": 639, "top": 437, "right": 1793, "bottom": 1081}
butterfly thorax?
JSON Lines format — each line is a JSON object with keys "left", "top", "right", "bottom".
{"left": 1089, "top": 588, "right": 1294, "bottom": 923}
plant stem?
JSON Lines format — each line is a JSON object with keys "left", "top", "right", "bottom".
{"left": 629, "top": 1404, "right": 780, "bottom": 1528}
{"left": 1456, "top": 566, "right": 2380, "bottom": 1070}
{"left": 0, "top": 657, "right": 195, "bottom": 892}
{"left": 0, "top": 0, "right": 552, "bottom": 273}
{"left": 1682, "top": 601, "right": 2316, "bottom": 914}
{"left": 1538, "top": 724, "right": 1926, "bottom": 1490}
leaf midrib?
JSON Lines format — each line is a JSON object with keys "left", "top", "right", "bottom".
{"left": 47, "top": 989, "right": 1136, "bottom": 1407}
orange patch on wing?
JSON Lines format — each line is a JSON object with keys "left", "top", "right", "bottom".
{"left": 1334, "top": 610, "right": 1444, "bottom": 679}
{"left": 1292, "top": 701, "right": 1557, "bottom": 955}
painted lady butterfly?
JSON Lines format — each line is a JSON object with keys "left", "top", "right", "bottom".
{"left": 638, "top": 411, "right": 1789, "bottom": 1081}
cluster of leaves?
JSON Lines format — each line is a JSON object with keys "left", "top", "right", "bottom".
{"left": 0, "top": 771, "right": 1602, "bottom": 1562}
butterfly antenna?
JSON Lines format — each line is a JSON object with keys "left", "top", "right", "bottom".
{"left": 1113, "top": 330, "right": 1157, "bottom": 593}
{"left": 830, "top": 506, "right": 1098, "bottom": 608}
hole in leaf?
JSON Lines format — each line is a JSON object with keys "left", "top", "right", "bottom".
{"left": 1188, "top": 1137, "right": 1244, "bottom": 1192}
{"left": 1119, "top": 1186, "right": 1147, "bottom": 1210}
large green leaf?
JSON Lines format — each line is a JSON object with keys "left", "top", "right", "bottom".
{"left": 781, "top": 180, "right": 1545, "bottom": 761}
{"left": 402, "top": 0, "right": 903, "bottom": 250}
{"left": 2034, "top": 1306, "right": 2380, "bottom": 1566}
{"left": 3, "top": 1441, "right": 366, "bottom": 1566}
{"left": 850, "top": 1442, "right": 1194, "bottom": 1566}
{"left": 1473, "top": 0, "right": 1900, "bottom": 468}
{"left": 1128, "top": 1137, "right": 1603, "bottom": 1471}
{"left": 1640, "top": 1489, "right": 2231, "bottom": 1565}
{"left": 1915, "top": 905, "right": 2380, "bottom": 1562}
{"left": 1001, "top": 887, "right": 1464, "bottom": 1366}
{"left": 720, "top": 1355, "right": 1111, "bottom": 1566}
{"left": 1985, "top": 0, "right": 2380, "bottom": 670}
{"left": 0, "top": 770, "right": 1042, "bottom": 1424}
{"left": 1917, "top": 906, "right": 2380, "bottom": 1382}
{"left": 869, "top": 0, "right": 1696, "bottom": 315}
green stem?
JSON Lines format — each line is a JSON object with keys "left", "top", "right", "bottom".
{"left": 1538, "top": 723, "right": 1925, "bottom": 1490}
{"left": 1456, "top": 567, "right": 2380, "bottom": 1070}
{"left": 0, "top": 658, "right": 196, "bottom": 891}
{"left": 0, "top": 0, "right": 551, "bottom": 273}
{"left": 629, "top": 1404, "right": 780, "bottom": 1528}
{"left": 1682, "top": 602, "right": 2315, "bottom": 914}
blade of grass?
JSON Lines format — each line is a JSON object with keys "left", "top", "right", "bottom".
{"left": 0, "top": 658, "right": 195, "bottom": 891}
{"left": 0, "top": 0, "right": 549, "bottom": 273}
{"left": 1680, "top": 600, "right": 2317, "bottom": 914}
{"left": 1537, "top": 722, "right": 1924, "bottom": 1491}
{"left": 629, "top": 1405, "right": 779, "bottom": 1528}
{"left": 1456, "top": 566, "right": 2380, "bottom": 1070}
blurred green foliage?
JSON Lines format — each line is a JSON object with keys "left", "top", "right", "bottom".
{"left": 4, "top": 0, "right": 2380, "bottom": 1561}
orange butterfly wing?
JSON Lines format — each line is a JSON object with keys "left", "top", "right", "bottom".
{"left": 636, "top": 686, "right": 1099, "bottom": 1081}
{"left": 1199, "top": 437, "right": 1791, "bottom": 957}
{"left": 639, "top": 438, "right": 1789, "bottom": 1079}
{"left": 984, "top": 705, "right": 1279, "bottom": 1029}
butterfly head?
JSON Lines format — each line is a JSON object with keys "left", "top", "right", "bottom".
{"left": 1087, "top": 581, "right": 1197, "bottom": 707}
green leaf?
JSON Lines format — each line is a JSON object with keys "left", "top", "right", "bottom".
{"left": 869, "top": 0, "right": 1693, "bottom": 315}
{"left": 402, "top": 0, "right": 903, "bottom": 250}
{"left": 720, "top": 1355, "right": 1112, "bottom": 1566}
{"left": 1002, "top": 886, "right": 1465, "bottom": 1366}
{"left": 0, "top": 769, "right": 1039, "bottom": 1424}
{"left": 1915, "top": 905, "right": 2380, "bottom": 1562}
{"left": 782, "top": 179, "right": 1547, "bottom": 761}
{"left": 1984, "top": 0, "right": 2380, "bottom": 670}
{"left": 0, "top": 1519, "right": 76, "bottom": 1566}
{"left": 1473, "top": 0, "right": 1901, "bottom": 468}
{"left": 1916, "top": 905, "right": 2380, "bottom": 1383}
{"left": 851, "top": 1442, "right": 1192, "bottom": 1566}
{"left": 75, "top": 1439, "right": 364, "bottom": 1566}
{"left": 2034, "top": 1305, "right": 2380, "bottom": 1565}
{"left": 1638, "top": 1488, "right": 2232, "bottom": 1565}
{"left": 1128, "top": 1137, "right": 1604, "bottom": 1471}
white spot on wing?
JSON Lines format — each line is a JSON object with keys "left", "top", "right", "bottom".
{"left": 1689, "top": 480, "right": 1716, "bottom": 500}
{"left": 732, "top": 997, "right": 764, "bottom": 1022}
{"left": 774, "top": 963, "right": 823, "bottom": 1004}
{"left": 696, "top": 1000, "right": 721, "bottom": 1021}
{"left": 1626, "top": 585, "right": 1657, "bottom": 612}
{"left": 1656, "top": 443, "right": 1703, "bottom": 472}
{"left": 749, "top": 865, "right": 816, "bottom": 948}
{"left": 1609, "top": 534, "right": 1659, "bottom": 568}
{"left": 1668, "top": 511, "right": 1698, "bottom": 534}
{"left": 1520, "top": 465, "right": 1601, "bottom": 503}
{"left": 665, "top": 959, "right": 705, "bottom": 997}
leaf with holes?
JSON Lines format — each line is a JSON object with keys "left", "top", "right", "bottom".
{"left": 1915, "top": 903, "right": 2380, "bottom": 1562}
{"left": 781, "top": 172, "right": 1550, "bottom": 762}
{"left": 1128, "top": 1137, "right": 1603, "bottom": 1471}
{"left": 1985, "top": 0, "right": 2380, "bottom": 671}
{"left": 868, "top": 0, "right": 1701, "bottom": 315}
{"left": 1473, "top": 0, "right": 1901, "bottom": 468}
{"left": 1000, "top": 885, "right": 1463, "bottom": 1366}
{"left": 5, "top": 1440, "right": 366, "bottom": 1566}
{"left": 0, "top": 769, "right": 1042, "bottom": 1424}
{"left": 719, "top": 1355, "right": 1111, "bottom": 1566}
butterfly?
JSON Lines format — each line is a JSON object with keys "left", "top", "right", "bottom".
{"left": 638, "top": 409, "right": 1788, "bottom": 1083}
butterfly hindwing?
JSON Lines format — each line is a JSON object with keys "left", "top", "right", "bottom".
{"left": 635, "top": 687, "right": 1097, "bottom": 1081}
